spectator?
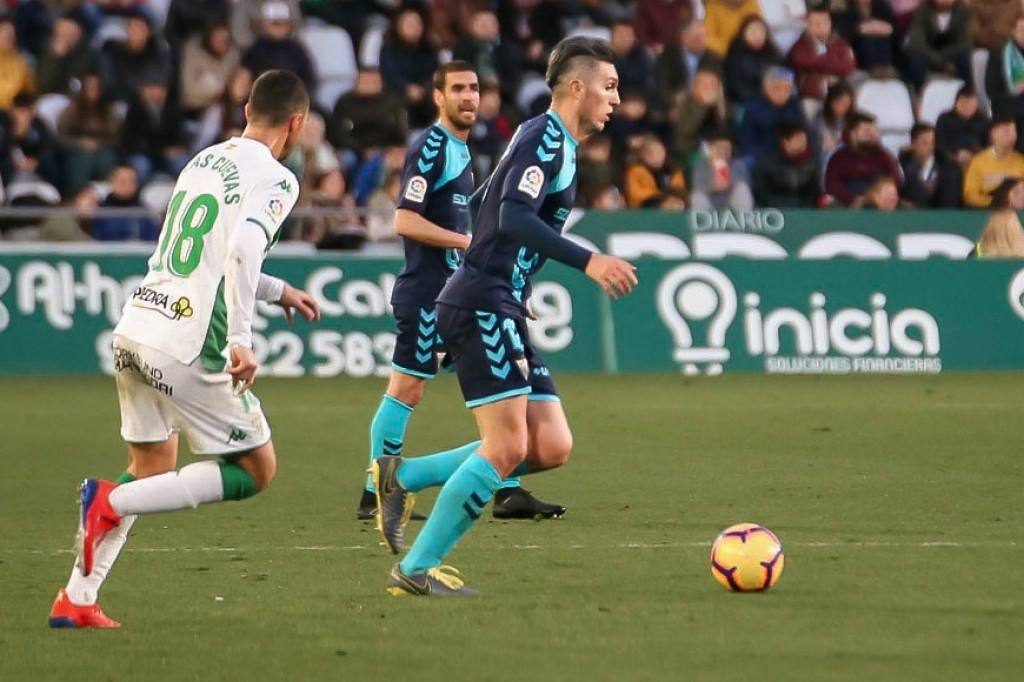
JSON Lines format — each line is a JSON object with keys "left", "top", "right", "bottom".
{"left": 970, "top": 0, "right": 1024, "bottom": 53}
{"left": 57, "top": 73, "right": 120, "bottom": 196}
{"left": 231, "top": 0, "right": 302, "bottom": 51}
{"left": 753, "top": 122, "right": 822, "bottom": 207}
{"left": 98, "top": 10, "right": 173, "bottom": 102}
{"left": 120, "top": 77, "right": 190, "bottom": 183}
{"left": 899, "top": 123, "right": 962, "bottom": 207}
{"left": 289, "top": 111, "right": 339, "bottom": 191}
{"left": 0, "top": 17, "right": 35, "bottom": 110}
{"left": 935, "top": 86, "right": 990, "bottom": 168}
{"left": 705, "top": 0, "right": 762, "bottom": 57}
{"left": 194, "top": 66, "right": 252, "bottom": 152}
{"left": 577, "top": 134, "right": 618, "bottom": 207}
{"left": 89, "top": 165, "right": 159, "bottom": 241}
{"left": 634, "top": 0, "right": 693, "bottom": 52}
{"left": 0, "top": 93, "right": 58, "bottom": 188}
{"left": 787, "top": 6, "right": 856, "bottom": 102}
{"left": 671, "top": 66, "right": 729, "bottom": 164}
{"left": 468, "top": 80, "right": 513, "bottom": 180}
{"left": 690, "top": 134, "right": 755, "bottom": 210}
{"left": 591, "top": 184, "right": 627, "bottom": 210}
{"left": 973, "top": 209, "right": 1024, "bottom": 258}
{"left": 963, "top": 114, "right": 1024, "bottom": 207}
{"left": 985, "top": 16, "right": 1024, "bottom": 131}
{"left": 834, "top": 0, "right": 899, "bottom": 75}
{"left": 610, "top": 21, "right": 654, "bottom": 100}
{"left": 624, "top": 134, "right": 687, "bottom": 207}
{"left": 860, "top": 175, "right": 901, "bottom": 210}
{"left": 813, "top": 81, "right": 855, "bottom": 163}
{"left": 736, "top": 66, "right": 804, "bottom": 161}
{"left": 305, "top": 168, "right": 364, "bottom": 248}
{"left": 605, "top": 90, "right": 658, "bottom": 158}
{"left": 453, "top": 10, "right": 523, "bottom": 104}
{"left": 179, "top": 20, "right": 241, "bottom": 113}
{"left": 724, "top": 16, "right": 784, "bottom": 105}
{"left": 906, "top": 0, "right": 972, "bottom": 92}
{"left": 36, "top": 15, "right": 97, "bottom": 96}
{"left": 824, "top": 111, "right": 902, "bottom": 206}
{"left": 328, "top": 68, "right": 407, "bottom": 160}
{"left": 655, "top": 19, "right": 713, "bottom": 109}
{"left": 241, "top": 1, "right": 316, "bottom": 94}
{"left": 38, "top": 185, "right": 98, "bottom": 241}
{"left": 989, "top": 176, "right": 1024, "bottom": 210}
{"left": 353, "top": 143, "right": 406, "bottom": 205}
{"left": 164, "top": 0, "right": 231, "bottom": 53}
{"left": 365, "top": 169, "right": 403, "bottom": 242}
{"left": 379, "top": 7, "right": 439, "bottom": 130}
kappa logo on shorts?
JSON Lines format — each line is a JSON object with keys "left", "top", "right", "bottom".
{"left": 227, "top": 428, "right": 248, "bottom": 444}
{"left": 131, "top": 287, "right": 195, "bottom": 321}
{"left": 517, "top": 166, "right": 544, "bottom": 199}
{"left": 404, "top": 175, "right": 428, "bottom": 203}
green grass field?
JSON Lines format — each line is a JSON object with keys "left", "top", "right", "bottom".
{"left": 1, "top": 373, "right": 1022, "bottom": 681}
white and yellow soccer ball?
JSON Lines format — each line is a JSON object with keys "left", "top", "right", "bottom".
{"left": 710, "top": 523, "right": 784, "bottom": 592}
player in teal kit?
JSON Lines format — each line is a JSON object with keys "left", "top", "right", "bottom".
{"left": 372, "top": 38, "right": 638, "bottom": 595}
{"left": 358, "top": 61, "right": 565, "bottom": 526}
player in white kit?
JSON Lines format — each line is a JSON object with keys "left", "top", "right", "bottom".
{"left": 48, "top": 70, "right": 320, "bottom": 629}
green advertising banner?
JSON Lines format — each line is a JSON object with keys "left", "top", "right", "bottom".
{"left": 2, "top": 249, "right": 1023, "bottom": 376}
{"left": 568, "top": 209, "right": 987, "bottom": 260}
{"left": 0, "top": 250, "right": 601, "bottom": 377}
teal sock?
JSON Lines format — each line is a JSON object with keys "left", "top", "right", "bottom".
{"left": 366, "top": 394, "right": 413, "bottom": 492}
{"left": 396, "top": 441, "right": 480, "bottom": 492}
{"left": 400, "top": 454, "right": 502, "bottom": 575}
{"left": 500, "top": 476, "right": 522, "bottom": 489}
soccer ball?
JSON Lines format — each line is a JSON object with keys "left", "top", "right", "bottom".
{"left": 710, "top": 523, "right": 784, "bottom": 592}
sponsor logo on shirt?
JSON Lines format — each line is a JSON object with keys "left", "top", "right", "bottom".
{"left": 518, "top": 166, "right": 544, "bottom": 199}
{"left": 130, "top": 286, "right": 194, "bottom": 321}
{"left": 404, "top": 175, "right": 428, "bottom": 203}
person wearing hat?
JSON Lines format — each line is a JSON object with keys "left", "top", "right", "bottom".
{"left": 736, "top": 65, "right": 806, "bottom": 162}
{"left": 823, "top": 111, "right": 902, "bottom": 206}
{"left": 241, "top": 1, "right": 316, "bottom": 94}
{"left": 963, "top": 113, "right": 1024, "bottom": 207}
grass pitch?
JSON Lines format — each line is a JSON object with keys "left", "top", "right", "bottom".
{"left": 1, "top": 373, "right": 1022, "bottom": 681}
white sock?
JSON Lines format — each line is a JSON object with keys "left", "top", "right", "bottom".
{"left": 65, "top": 515, "right": 136, "bottom": 606}
{"left": 108, "top": 461, "right": 224, "bottom": 516}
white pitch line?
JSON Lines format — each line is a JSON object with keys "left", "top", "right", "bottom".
{"left": 7, "top": 540, "right": 1019, "bottom": 556}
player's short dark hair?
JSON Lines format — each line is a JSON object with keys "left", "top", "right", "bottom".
{"left": 433, "top": 60, "right": 477, "bottom": 91}
{"left": 545, "top": 36, "right": 617, "bottom": 90}
{"left": 910, "top": 122, "right": 934, "bottom": 141}
{"left": 248, "top": 69, "right": 309, "bottom": 126}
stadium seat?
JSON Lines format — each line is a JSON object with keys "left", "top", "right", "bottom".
{"left": 566, "top": 25, "right": 611, "bottom": 42}
{"left": 919, "top": 78, "right": 964, "bottom": 126}
{"left": 300, "top": 20, "right": 358, "bottom": 111}
{"left": 358, "top": 20, "right": 388, "bottom": 69}
{"left": 972, "top": 49, "right": 991, "bottom": 115}
{"left": 516, "top": 75, "right": 552, "bottom": 117}
{"left": 91, "top": 17, "right": 126, "bottom": 49}
{"left": 140, "top": 179, "right": 176, "bottom": 215}
{"left": 856, "top": 78, "right": 914, "bottom": 156}
{"left": 35, "top": 94, "right": 70, "bottom": 135}
{"left": 147, "top": 0, "right": 172, "bottom": 29}
{"left": 6, "top": 179, "right": 61, "bottom": 206}
{"left": 760, "top": 0, "right": 807, "bottom": 54}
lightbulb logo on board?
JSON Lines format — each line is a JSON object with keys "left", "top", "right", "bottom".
{"left": 656, "top": 264, "right": 942, "bottom": 375}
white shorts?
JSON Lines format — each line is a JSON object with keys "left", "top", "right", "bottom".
{"left": 112, "top": 335, "right": 271, "bottom": 456}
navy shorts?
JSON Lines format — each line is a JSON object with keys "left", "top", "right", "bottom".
{"left": 436, "top": 303, "right": 559, "bottom": 408}
{"left": 391, "top": 304, "right": 443, "bottom": 379}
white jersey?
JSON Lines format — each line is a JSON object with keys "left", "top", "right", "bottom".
{"left": 114, "top": 137, "right": 299, "bottom": 370}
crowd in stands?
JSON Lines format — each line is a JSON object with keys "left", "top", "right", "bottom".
{"left": 2, "top": 0, "right": 1024, "bottom": 246}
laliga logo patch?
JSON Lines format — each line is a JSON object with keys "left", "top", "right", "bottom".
{"left": 518, "top": 166, "right": 544, "bottom": 199}
{"left": 265, "top": 198, "right": 285, "bottom": 220}
{"left": 404, "top": 175, "right": 428, "bottom": 203}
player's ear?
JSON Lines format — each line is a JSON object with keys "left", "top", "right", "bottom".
{"left": 433, "top": 86, "right": 444, "bottom": 111}
{"left": 244, "top": 101, "right": 252, "bottom": 122}
{"left": 289, "top": 112, "right": 306, "bottom": 135}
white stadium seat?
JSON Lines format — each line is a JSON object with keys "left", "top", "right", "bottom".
{"left": 760, "top": 0, "right": 807, "bottom": 54}
{"left": 972, "top": 49, "right": 991, "bottom": 115}
{"left": 919, "top": 77, "right": 964, "bottom": 125}
{"left": 35, "top": 94, "right": 70, "bottom": 135}
{"left": 300, "top": 19, "right": 358, "bottom": 111}
{"left": 140, "top": 179, "right": 176, "bottom": 215}
{"left": 856, "top": 78, "right": 915, "bottom": 156}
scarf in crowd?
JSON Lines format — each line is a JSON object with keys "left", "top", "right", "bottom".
{"left": 1003, "top": 39, "right": 1024, "bottom": 93}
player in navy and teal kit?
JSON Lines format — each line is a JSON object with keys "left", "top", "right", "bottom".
{"left": 358, "top": 61, "right": 566, "bottom": 525}
{"left": 371, "top": 38, "right": 639, "bottom": 595}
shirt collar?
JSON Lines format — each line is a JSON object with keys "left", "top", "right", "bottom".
{"left": 433, "top": 121, "right": 468, "bottom": 147}
{"left": 546, "top": 109, "right": 578, "bottom": 149}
